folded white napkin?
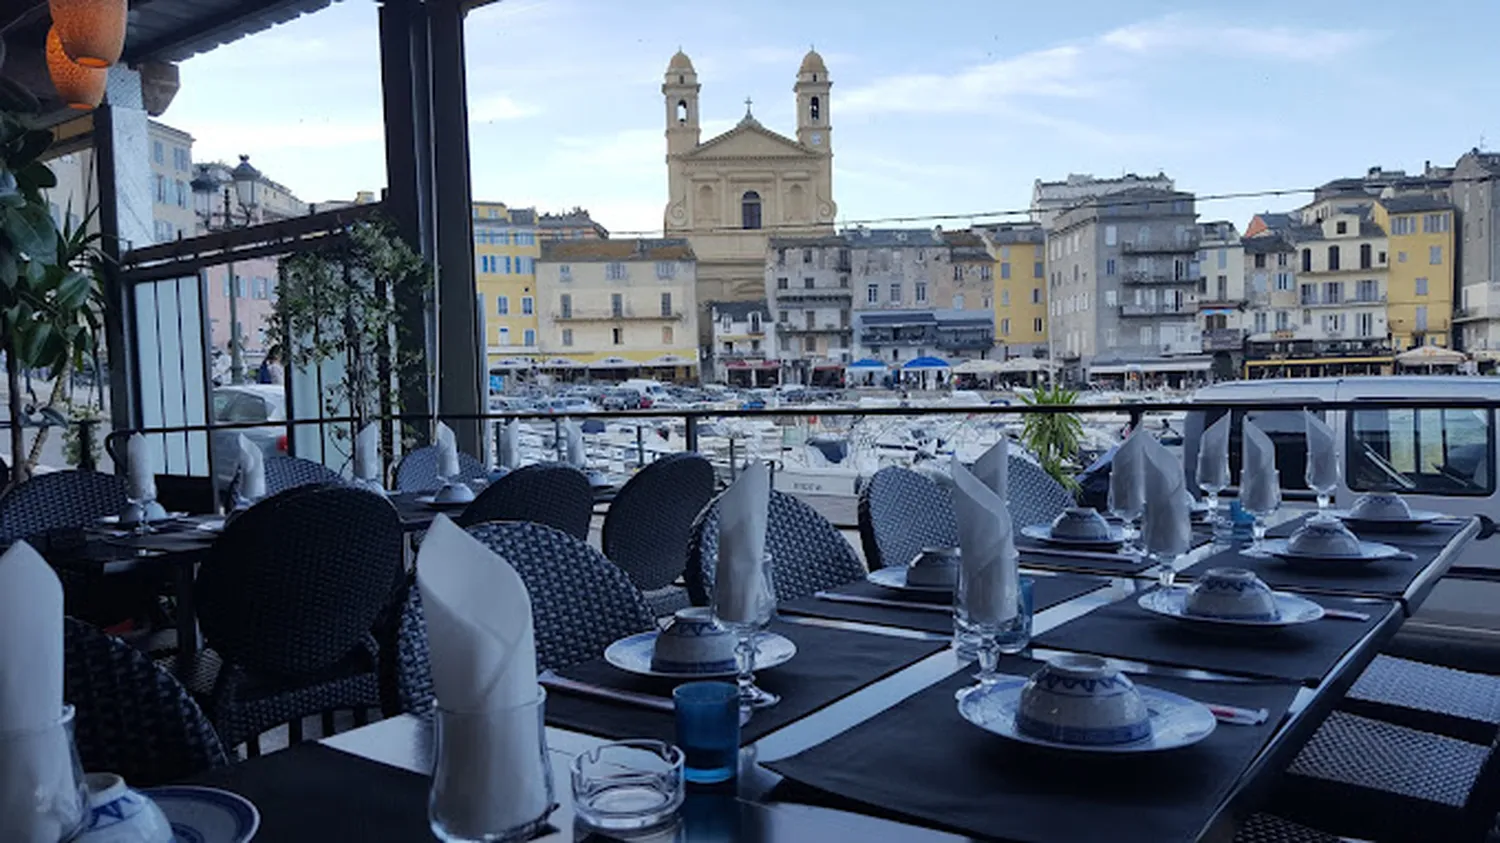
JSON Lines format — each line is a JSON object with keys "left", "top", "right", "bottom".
{"left": 0, "top": 542, "right": 81, "bottom": 843}
{"left": 1109, "top": 430, "right": 1148, "bottom": 516}
{"left": 1141, "top": 436, "right": 1192, "bottom": 558}
{"left": 499, "top": 420, "right": 522, "bottom": 470}
{"left": 435, "top": 423, "right": 461, "bottom": 480}
{"left": 1241, "top": 419, "right": 1281, "bottom": 513}
{"left": 950, "top": 461, "right": 1019, "bottom": 625}
{"left": 1304, "top": 411, "right": 1339, "bottom": 492}
{"left": 1198, "top": 413, "right": 1231, "bottom": 491}
{"left": 713, "top": 461, "right": 771, "bottom": 624}
{"left": 971, "top": 436, "right": 1009, "bottom": 499}
{"left": 417, "top": 516, "right": 548, "bottom": 835}
{"left": 354, "top": 422, "right": 381, "bottom": 484}
{"left": 563, "top": 419, "right": 585, "bottom": 468}
{"left": 236, "top": 434, "right": 266, "bottom": 502}
{"left": 126, "top": 433, "right": 156, "bottom": 502}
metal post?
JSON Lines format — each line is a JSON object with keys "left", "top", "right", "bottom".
{"left": 222, "top": 187, "right": 243, "bottom": 384}
{"left": 553, "top": 417, "right": 562, "bottom": 462}
{"left": 684, "top": 415, "right": 698, "bottom": 453}
{"left": 92, "top": 105, "right": 138, "bottom": 431}
{"left": 77, "top": 420, "right": 96, "bottom": 471}
{"left": 635, "top": 425, "right": 644, "bottom": 467}
{"left": 728, "top": 438, "right": 737, "bottom": 480}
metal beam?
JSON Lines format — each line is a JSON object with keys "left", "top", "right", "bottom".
{"left": 92, "top": 105, "right": 139, "bottom": 431}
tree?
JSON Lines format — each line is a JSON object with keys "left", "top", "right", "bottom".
{"left": 1017, "top": 385, "right": 1084, "bottom": 493}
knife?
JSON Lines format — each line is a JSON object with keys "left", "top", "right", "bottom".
{"left": 1203, "top": 703, "right": 1271, "bottom": 726}
{"left": 538, "top": 671, "right": 673, "bottom": 713}
{"left": 1020, "top": 546, "right": 1137, "bottom": 564}
{"left": 813, "top": 591, "right": 952, "bottom": 614}
{"left": 1321, "top": 608, "right": 1371, "bottom": 622}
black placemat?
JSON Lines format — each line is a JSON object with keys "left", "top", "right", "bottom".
{"left": 768, "top": 660, "right": 1301, "bottom": 843}
{"left": 1016, "top": 535, "right": 1156, "bottom": 576}
{"left": 184, "top": 742, "right": 436, "bottom": 842}
{"left": 778, "top": 574, "right": 1111, "bottom": 635}
{"left": 545, "top": 620, "right": 947, "bottom": 745}
{"left": 387, "top": 492, "right": 447, "bottom": 530}
{"left": 1179, "top": 521, "right": 1466, "bottom": 600}
{"left": 1033, "top": 589, "right": 1396, "bottom": 684}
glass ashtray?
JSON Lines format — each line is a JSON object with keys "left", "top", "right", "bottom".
{"left": 570, "top": 740, "right": 684, "bottom": 834}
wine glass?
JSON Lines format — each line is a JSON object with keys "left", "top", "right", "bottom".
{"left": 1108, "top": 473, "right": 1144, "bottom": 557}
{"left": 1305, "top": 456, "right": 1339, "bottom": 513}
{"left": 954, "top": 565, "right": 1031, "bottom": 697}
{"left": 1242, "top": 473, "right": 1282, "bottom": 557}
{"left": 1196, "top": 442, "right": 1230, "bottom": 534}
{"left": 712, "top": 556, "right": 779, "bottom": 720}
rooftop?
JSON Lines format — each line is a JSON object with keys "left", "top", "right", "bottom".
{"left": 541, "top": 238, "right": 693, "bottom": 262}
{"left": 711, "top": 300, "right": 770, "bottom": 321}
{"left": 844, "top": 227, "right": 946, "bottom": 248}
{"left": 1378, "top": 195, "right": 1453, "bottom": 214}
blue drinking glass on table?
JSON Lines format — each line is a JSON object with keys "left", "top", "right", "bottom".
{"left": 673, "top": 682, "right": 740, "bottom": 784}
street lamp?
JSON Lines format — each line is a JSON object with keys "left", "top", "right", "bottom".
{"left": 192, "top": 154, "right": 261, "bottom": 384}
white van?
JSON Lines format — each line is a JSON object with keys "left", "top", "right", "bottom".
{"left": 1183, "top": 376, "right": 1498, "bottom": 645}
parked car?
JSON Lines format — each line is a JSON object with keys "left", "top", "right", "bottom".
{"left": 542, "top": 396, "right": 599, "bottom": 415}
{"left": 600, "top": 388, "right": 642, "bottom": 411}
{"left": 209, "top": 384, "right": 287, "bottom": 489}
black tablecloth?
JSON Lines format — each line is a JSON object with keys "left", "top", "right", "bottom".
{"left": 778, "top": 574, "right": 1111, "bottom": 635}
{"left": 386, "top": 492, "right": 452, "bottom": 530}
{"left": 546, "top": 620, "right": 947, "bottom": 745}
{"left": 768, "top": 660, "right": 1301, "bottom": 843}
{"left": 1015, "top": 534, "right": 1157, "bottom": 576}
{"left": 186, "top": 743, "right": 436, "bottom": 842}
{"left": 1032, "top": 588, "right": 1395, "bottom": 684}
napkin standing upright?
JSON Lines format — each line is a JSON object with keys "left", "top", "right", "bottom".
{"left": 1140, "top": 436, "right": 1193, "bottom": 560}
{"left": 435, "top": 422, "right": 461, "bottom": 480}
{"left": 125, "top": 433, "right": 156, "bottom": 503}
{"left": 1109, "top": 429, "right": 1148, "bottom": 518}
{"left": 563, "top": 419, "right": 586, "bottom": 469}
{"left": 0, "top": 543, "right": 85, "bottom": 843}
{"left": 1304, "top": 411, "right": 1339, "bottom": 503}
{"left": 499, "top": 419, "right": 522, "bottom": 470}
{"left": 1198, "top": 413, "right": 1232, "bottom": 492}
{"left": 714, "top": 462, "right": 771, "bottom": 624}
{"left": 950, "top": 461, "right": 1019, "bottom": 626}
{"left": 353, "top": 422, "right": 382, "bottom": 487}
{"left": 1241, "top": 419, "right": 1280, "bottom": 514}
{"left": 236, "top": 434, "right": 266, "bottom": 503}
{"left": 418, "top": 516, "right": 552, "bottom": 837}
{"left": 971, "top": 436, "right": 1009, "bottom": 499}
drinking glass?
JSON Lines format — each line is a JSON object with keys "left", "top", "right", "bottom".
{"left": 1108, "top": 479, "right": 1144, "bottom": 557}
{"left": 955, "top": 562, "right": 1031, "bottom": 693}
{"left": 1196, "top": 441, "right": 1231, "bottom": 534}
{"left": 570, "top": 740, "right": 684, "bottom": 834}
{"left": 673, "top": 682, "right": 740, "bottom": 784}
{"left": 0, "top": 705, "right": 88, "bottom": 843}
{"left": 1242, "top": 475, "right": 1282, "bottom": 557}
{"left": 712, "top": 555, "right": 779, "bottom": 718}
{"left": 429, "top": 690, "right": 555, "bottom": 843}
{"left": 1305, "top": 457, "right": 1339, "bottom": 512}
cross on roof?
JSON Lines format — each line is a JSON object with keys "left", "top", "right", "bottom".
{"left": 744, "top": 96, "right": 753, "bottom": 115}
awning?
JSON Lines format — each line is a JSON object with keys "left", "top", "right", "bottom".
{"left": 540, "top": 357, "right": 585, "bottom": 368}
{"left": 814, "top": 363, "right": 845, "bottom": 370}
{"left": 901, "top": 356, "right": 951, "bottom": 371}
{"left": 1245, "top": 356, "right": 1393, "bottom": 368}
{"left": 643, "top": 354, "right": 696, "bottom": 367}
{"left": 488, "top": 358, "right": 532, "bottom": 370}
{"left": 997, "top": 357, "right": 1057, "bottom": 373}
{"left": 847, "top": 358, "right": 887, "bottom": 370}
{"left": 953, "top": 359, "right": 1006, "bottom": 374}
{"left": 725, "top": 359, "right": 779, "bottom": 370}
{"left": 1091, "top": 359, "right": 1211, "bottom": 374}
{"left": 589, "top": 356, "right": 640, "bottom": 369}
{"left": 1471, "top": 350, "right": 1500, "bottom": 362}
{"left": 1395, "top": 345, "right": 1466, "bottom": 365}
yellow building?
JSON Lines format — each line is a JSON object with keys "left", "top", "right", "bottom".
{"left": 1373, "top": 196, "right": 1455, "bottom": 350}
{"left": 535, "top": 239, "right": 701, "bottom": 382}
{"left": 979, "top": 223, "right": 1048, "bottom": 358}
{"left": 473, "top": 202, "right": 542, "bottom": 367}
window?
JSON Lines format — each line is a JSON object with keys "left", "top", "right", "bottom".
{"left": 173, "top": 147, "right": 190, "bottom": 171}
{"left": 1391, "top": 216, "right": 1415, "bottom": 235}
{"left": 660, "top": 292, "right": 672, "bottom": 317}
{"left": 720, "top": 315, "right": 732, "bottom": 332}
{"left": 512, "top": 295, "right": 528, "bottom": 315}
{"left": 1322, "top": 281, "right": 1343, "bottom": 304}
{"left": 805, "top": 337, "right": 816, "bottom": 353}
{"left": 154, "top": 174, "right": 167, "bottom": 203}
{"left": 1139, "top": 325, "right": 1153, "bottom": 345}
{"left": 1423, "top": 213, "right": 1449, "bottom": 234}
{"left": 1254, "top": 312, "right": 1268, "bottom": 334}
{"left": 1001, "top": 289, "right": 1010, "bottom": 306}
{"left": 980, "top": 265, "right": 993, "bottom": 281}
{"left": 952, "top": 265, "right": 963, "bottom": 281}
{"left": 1415, "top": 277, "right": 1429, "bottom": 296}
{"left": 1398, "top": 251, "right": 1407, "bottom": 263}
{"left": 1336, "top": 221, "right": 1348, "bottom": 235}
{"left": 804, "top": 277, "right": 815, "bottom": 289}
{"left": 481, "top": 255, "right": 497, "bottom": 273}
{"left": 741, "top": 191, "right": 762, "bottom": 230}
{"left": 953, "top": 294, "right": 965, "bottom": 310}
{"left": 559, "top": 294, "right": 571, "bottom": 318}
{"left": 152, "top": 140, "right": 164, "bottom": 164}
{"left": 779, "top": 310, "right": 788, "bottom": 323}
{"left": 498, "top": 327, "right": 510, "bottom": 346}
{"left": 777, "top": 277, "right": 789, "bottom": 290}
{"left": 914, "top": 281, "right": 928, "bottom": 303}
{"left": 1104, "top": 225, "right": 1117, "bottom": 246}
{"left": 1378, "top": 251, "right": 1386, "bottom": 265}
{"left": 999, "top": 246, "right": 1011, "bottom": 259}
{"left": 1430, "top": 245, "right": 1443, "bottom": 265}
{"left": 611, "top": 327, "right": 623, "bottom": 345}
{"left": 1254, "top": 253, "right": 1267, "bottom": 269}
{"left": 606, "top": 262, "right": 627, "bottom": 280}
{"left": 1033, "top": 261, "right": 1043, "bottom": 278}
{"left": 1301, "top": 249, "right": 1312, "bottom": 272}
{"left": 561, "top": 328, "right": 573, "bottom": 346}
{"left": 1072, "top": 265, "right": 1079, "bottom": 282}
{"left": 1327, "top": 245, "right": 1340, "bottom": 271}
{"left": 866, "top": 284, "right": 878, "bottom": 304}
{"left": 750, "top": 312, "right": 762, "bottom": 333}
{"left": 662, "top": 326, "right": 674, "bottom": 344}
{"left": 1275, "top": 272, "right": 1293, "bottom": 291}
{"left": 750, "top": 339, "right": 761, "bottom": 353}
{"left": 656, "top": 261, "right": 676, "bottom": 279}
{"left": 1105, "top": 259, "right": 1116, "bottom": 276}
{"left": 1000, "top": 262, "right": 1011, "bottom": 280}
{"left": 611, "top": 293, "right": 623, "bottom": 317}
{"left": 983, "top": 295, "right": 992, "bottom": 309}
{"left": 1356, "top": 279, "right": 1378, "bottom": 302}
{"left": 1033, "top": 317, "right": 1044, "bottom": 333}
{"left": 497, "top": 295, "right": 510, "bottom": 315}
{"left": 1349, "top": 408, "right": 1493, "bottom": 496}
{"left": 1105, "top": 289, "right": 1117, "bottom": 307}
{"left": 1000, "top": 318, "right": 1010, "bottom": 335}
{"left": 1275, "top": 311, "right": 1290, "bottom": 330}
{"left": 802, "top": 249, "right": 813, "bottom": 264}
{"left": 1416, "top": 305, "right": 1429, "bottom": 332}
{"left": 523, "top": 329, "right": 535, "bottom": 346}
{"left": 1359, "top": 243, "right": 1371, "bottom": 269}
{"left": 175, "top": 180, "right": 189, "bottom": 208}
{"left": 810, "top": 96, "right": 820, "bottom": 120}
{"left": 559, "top": 264, "right": 572, "bottom": 279}
{"left": 1300, "top": 284, "right": 1317, "bottom": 306}
{"left": 1031, "top": 288, "right": 1041, "bottom": 304}
{"left": 889, "top": 282, "right": 901, "bottom": 303}
{"left": 839, "top": 275, "right": 849, "bottom": 288}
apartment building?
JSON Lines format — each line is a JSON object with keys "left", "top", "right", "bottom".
{"left": 1241, "top": 232, "right": 1299, "bottom": 373}
{"left": 711, "top": 300, "right": 777, "bottom": 385}
{"left": 1031, "top": 172, "right": 1174, "bottom": 228}
{"left": 845, "top": 227, "right": 994, "bottom": 365}
{"left": 1451, "top": 149, "right": 1500, "bottom": 360}
{"left": 148, "top": 121, "right": 195, "bottom": 243}
{"left": 978, "top": 223, "right": 1048, "bottom": 359}
{"left": 537, "top": 207, "right": 608, "bottom": 242}
{"left": 474, "top": 202, "right": 543, "bottom": 366}
{"left": 535, "top": 239, "right": 699, "bottom": 382}
{"left": 1196, "top": 221, "right": 1246, "bottom": 369}
{"left": 1373, "top": 195, "right": 1455, "bottom": 351}
{"left": 766, "top": 234, "right": 852, "bottom": 385}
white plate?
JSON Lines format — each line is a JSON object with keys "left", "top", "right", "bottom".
{"left": 867, "top": 566, "right": 953, "bottom": 595}
{"left": 98, "top": 512, "right": 186, "bottom": 525}
{"left": 415, "top": 494, "right": 470, "bottom": 509}
{"left": 1327, "top": 509, "right": 1448, "bottom": 531}
{"left": 1021, "top": 524, "right": 1126, "bottom": 549}
{"left": 604, "top": 630, "right": 797, "bottom": 679}
{"left": 141, "top": 786, "right": 259, "bottom": 843}
{"left": 1137, "top": 588, "right": 1325, "bottom": 630}
{"left": 194, "top": 519, "right": 227, "bottom": 534}
{"left": 1260, "top": 538, "right": 1404, "bottom": 566}
{"left": 956, "top": 675, "right": 1217, "bottom": 753}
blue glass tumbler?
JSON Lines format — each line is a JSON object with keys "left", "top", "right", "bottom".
{"left": 673, "top": 682, "right": 740, "bottom": 784}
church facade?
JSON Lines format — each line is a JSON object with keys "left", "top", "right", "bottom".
{"left": 662, "top": 49, "right": 838, "bottom": 344}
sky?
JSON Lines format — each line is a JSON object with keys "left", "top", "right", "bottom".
{"left": 166, "top": 0, "right": 1500, "bottom": 237}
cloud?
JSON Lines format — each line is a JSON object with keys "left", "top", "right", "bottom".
{"left": 469, "top": 94, "right": 539, "bottom": 123}
{"left": 189, "top": 119, "right": 384, "bottom": 155}
{"left": 1101, "top": 17, "right": 1373, "bottom": 62}
{"left": 842, "top": 46, "right": 1091, "bottom": 114}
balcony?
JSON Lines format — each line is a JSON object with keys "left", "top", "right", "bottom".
{"left": 1196, "top": 297, "right": 1243, "bottom": 310}
{"left": 1122, "top": 271, "right": 1196, "bottom": 286}
{"left": 554, "top": 307, "right": 684, "bottom": 321}
{"left": 1119, "top": 303, "right": 1194, "bottom": 317}
{"left": 774, "top": 287, "right": 852, "bottom": 302}
{"left": 783, "top": 324, "right": 853, "bottom": 334}
{"left": 936, "top": 336, "right": 995, "bottom": 350}
{"left": 1454, "top": 305, "right": 1497, "bottom": 323}
{"left": 1297, "top": 295, "right": 1386, "bottom": 309}
{"left": 1202, "top": 329, "right": 1246, "bottom": 351}
{"left": 1120, "top": 238, "right": 1199, "bottom": 255}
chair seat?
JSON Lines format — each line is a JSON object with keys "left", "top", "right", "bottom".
{"left": 1232, "top": 813, "right": 1345, "bottom": 843}
{"left": 1341, "top": 654, "right": 1500, "bottom": 745}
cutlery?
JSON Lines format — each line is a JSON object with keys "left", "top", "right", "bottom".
{"left": 813, "top": 591, "right": 951, "bottom": 614}
{"left": 1020, "top": 546, "right": 1136, "bottom": 564}
{"left": 1202, "top": 703, "right": 1270, "bottom": 726}
{"left": 538, "top": 671, "right": 673, "bottom": 713}
{"left": 1320, "top": 608, "right": 1371, "bottom": 622}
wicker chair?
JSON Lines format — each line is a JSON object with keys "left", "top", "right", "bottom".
{"left": 455, "top": 462, "right": 593, "bottom": 539}
{"left": 686, "top": 488, "right": 866, "bottom": 606}
{"left": 858, "top": 466, "right": 958, "bottom": 570}
{"left": 394, "top": 445, "right": 488, "bottom": 493}
{"left": 182, "top": 484, "right": 404, "bottom": 751}
{"left": 65, "top": 617, "right": 227, "bottom": 787}
{"left": 1269, "top": 710, "right": 1500, "bottom": 843}
{"left": 1338, "top": 654, "right": 1500, "bottom": 745}
{"left": 1007, "top": 453, "right": 1076, "bottom": 532}
{"left": 1230, "top": 814, "right": 1344, "bottom": 843}
{"left": 467, "top": 521, "right": 654, "bottom": 674}
{"left": 376, "top": 571, "right": 434, "bottom": 719}
{"left": 602, "top": 453, "right": 716, "bottom": 615}
{"left": 0, "top": 469, "right": 129, "bottom": 544}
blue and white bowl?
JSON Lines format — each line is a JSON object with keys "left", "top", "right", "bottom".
{"left": 1183, "top": 568, "right": 1280, "bottom": 622}
{"left": 76, "top": 774, "right": 172, "bottom": 843}
{"left": 1014, "top": 655, "right": 1151, "bottom": 746}
{"left": 1049, "top": 508, "right": 1113, "bottom": 542}
{"left": 649, "top": 607, "right": 737, "bottom": 674}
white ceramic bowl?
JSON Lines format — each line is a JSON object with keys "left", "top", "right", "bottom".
{"left": 1349, "top": 493, "right": 1413, "bottom": 521}
{"left": 650, "top": 607, "right": 737, "bottom": 674}
{"left": 906, "top": 547, "right": 959, "bottom": 588}
{"left": 433, "top": 482, "right": 476, "bottom": 505}
{"left": 1183, "top": 568, "right": 1280, "bottom": 621}
{"left": 1286, "top": 516, "right": 1363, "bottom": 557}
{"left": 1050, "top": 508, "right": 1112, "bottom": 541}
{"left": 1014, "top": 655, "right": 1151, "bottom": 746}
{"left": 75, "top": 774, "right": 172, "bottom": 843}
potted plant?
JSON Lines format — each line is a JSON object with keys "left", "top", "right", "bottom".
{"left": 1018, "top": 384, "right": 1084, "bottom": 493}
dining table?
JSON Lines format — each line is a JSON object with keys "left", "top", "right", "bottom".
{"left": 164, "top": 507, "right": 1481, "bottom": 842}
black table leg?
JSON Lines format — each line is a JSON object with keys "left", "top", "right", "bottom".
{"left": 175, "top": 561, "right": 199, "bottom": 659}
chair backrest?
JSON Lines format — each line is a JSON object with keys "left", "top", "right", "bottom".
{"left": 456, "top": 462, "right": 593, "bottom": 539}
{"left": 264, "top": 456, "right": 344, "bottom": 496}
{"left": 0, "top": 470, "right": 129, "bottom": 544}
{"left": 196, "top": 484, "right": 404, "bottom": 676}
{"left": 858, "top": 466, "right": 958, "bottom": 569}
{"left": 686, "top": 489, "right": 866, "bottom": 605}
{"left": 394, "top": 445, "right": 488, "bottom": 493}
{"left": 375, "top": 571, "right": 434, "bottom": 718}
{"left": 1008, "top": 453, "right": 1075, "bottom": 532}
{"left": 466, "top": 522, "right": 654, "bottom": 672}
{"left": 64, "top": 617, "right": 227, "bottom": 786}
{"left": 602, "top": 453, "right": 716, "bottom": 591}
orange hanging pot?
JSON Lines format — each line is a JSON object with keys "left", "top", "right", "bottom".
{"left": 49, "top": 0, "right": 127, "bottom": 68}
{"left": 47, "top": 27, "right": 107, "bottom": 110}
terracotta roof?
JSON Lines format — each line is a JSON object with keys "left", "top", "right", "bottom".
{"left": 541, "top": 238, "right": 693, "bottom": 262}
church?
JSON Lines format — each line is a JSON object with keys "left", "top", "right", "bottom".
{"left": 662, "top": 49, "right": 838, "bottom": 337}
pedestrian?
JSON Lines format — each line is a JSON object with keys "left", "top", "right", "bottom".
{"left": 258, "top": 345, "right": 285, "bottom": 385}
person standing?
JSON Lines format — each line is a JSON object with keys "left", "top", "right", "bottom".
{"left": 258, "top": 345, "right": 285, "bottom": 385}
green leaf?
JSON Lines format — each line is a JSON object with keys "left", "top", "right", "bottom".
{"left": 18, "top": 161, "right": 56, "bottom": 191}
{"left": 4, "top": 203, "right": 57, "bottom": 265}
